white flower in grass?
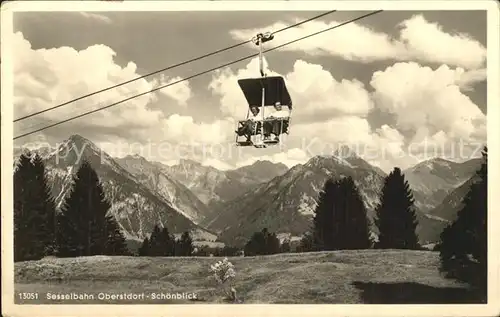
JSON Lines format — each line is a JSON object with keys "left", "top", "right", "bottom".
{"left": 210, "top": 257, "right": 237, "bottom": 301}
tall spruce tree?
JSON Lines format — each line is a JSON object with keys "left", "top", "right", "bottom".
{"left": 438, "top": 146, "right": 487, "bottom": 297}
{"left": 312, "top": 177, "right": 371, "bottom": 250}
{"left": 374, "top": 167, "right": 420, "bottom": 249}
{"left": 312, "top": 179, "right": 337, "bottom": 251}
{"left": 56, "top": 160, "right": 128, "bottom": 257}
{"left": 14, "top": 152, "right": 57, "bottom": 261}
{"left": 333, "top": 177, "right": 372, "bottom": 249}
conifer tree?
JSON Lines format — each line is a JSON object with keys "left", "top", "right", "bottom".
{"left": 160, "top": 227, "right": 175, "bottom": 256}
{"left": 244, "top": 228, "right": 281, "bottom": 255}
{"left": 56, "top": 160, "right": 128, "bottom": 257}
{"left": 244, "top": 230, "right": 265, "bottom": 256}
{"left": 312, "top": 177, "right": 371, "bottom": 250}
{"left": 138, "top": 237, "right": 150, "bottom": 256}
{"left": 31, "top": 154, "right": 58, "bottom": 255}
{"left": 147, "top": 224, "right": 163, "bottom": 256}
{"left": 374, "top": 167, "right": 420, "bottom": 249}
{"left": 439, "top": 146, "right": 487, "bottom": 297}
{"left": 332, "top": 177, "right": 372, "bottom": 249}
{"left": 14, "top": 152, "right": 44, "bottom": 261}
{"left": 14, "top": 152, "right": 57, "bottom": 261}
{"left": 280, "top": 238, "right": 291, "bottom": 253}
{"left": 104, "top": 215, "right": 129, "bottom": 255}
{"left": 267, "top": 231, "right": 281, "bottom": 254}
{"left": 312, "top": 179, "right": 337, "bottom": 251}
{"left": 176, "top": 231, "right": 194, "bottom": 256}
{"left": 297, "top": 232, "right": 313, "bottom": 253}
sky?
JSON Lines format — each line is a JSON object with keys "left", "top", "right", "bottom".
{"left": 10, "top": 9, "right": 488, "bottom": 172}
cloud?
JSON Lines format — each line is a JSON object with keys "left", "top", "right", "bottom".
{"left": 89, "top": 112, "right": 236, "bottom": 164}
{"left": 151, "top": 74, "right": 192, "bottom": 106}
{"left": 78, "top": 12, "right": 112, "bottom": 24}
{"left": 13, "top": 31, "right": 194, "bottom": 145}
{"left": 398, "top": 15, "right": 486, "bottom": 70}
{"left": 454, "top": 68, "right": 487, "bottom": 91}
{"left": 209, "top": 57, "right": 373, "bottom": 122}
{"left": 158, "top": 114, "right": 235, "bottom": 145}
{"left": 209, "top": 58, "right": 409, "bottom": 170}
{"left": 229, "top": 14, "right": 486, "bottom": 69}
{"left": 370, "top": 62, "right": 486, "bottom": 142}
{"left": 236, "top": 148, "right": 310, "bottom": 168}
{"left": 209, "top": 57, "right": 486, "bottom": 171}
{"left": 201, "top": 158, "right": 235, "bottom": 171}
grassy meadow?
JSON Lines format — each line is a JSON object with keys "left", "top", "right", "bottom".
{"left": 14, "top": 250, "right": 482, "bottom": 304}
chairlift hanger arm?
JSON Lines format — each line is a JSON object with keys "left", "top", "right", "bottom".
{"left": 251, "top": 32, "right": 275, "bottom": 77}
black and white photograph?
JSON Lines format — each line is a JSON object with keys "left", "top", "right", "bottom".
{"left": 1, "top": 1, "right": 499, "bottom": 316}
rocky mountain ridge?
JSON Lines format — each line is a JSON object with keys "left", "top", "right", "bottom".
{"left": 14, "top": 135, "right": 482, "bottom": 247}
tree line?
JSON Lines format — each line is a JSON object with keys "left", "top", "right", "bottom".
{"left": 137, "top": 225, "right": 195, "bottom": 256}
{"left": 14, "top": 152, "right": 129, "bottom": 261}
{"left": 136, "top": 226, "right": 292, "bottom": 257}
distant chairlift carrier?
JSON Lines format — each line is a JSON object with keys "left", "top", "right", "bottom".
{"left": 235, "top": 32, "right": 293, "bottom": 148}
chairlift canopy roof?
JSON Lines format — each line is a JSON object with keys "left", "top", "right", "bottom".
{"left": 237, "top": 76, "right": 292, "bottom": 109}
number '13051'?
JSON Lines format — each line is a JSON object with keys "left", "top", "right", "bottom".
{"left": 18, "top": 292, "right": 39, "bottom": 300}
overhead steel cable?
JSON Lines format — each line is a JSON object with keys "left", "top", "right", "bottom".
{"left": 14, "top": 10, "right": 383, "bottom": 140}
{"left": 13, "top": 9, "right": 337, "bottom": 123}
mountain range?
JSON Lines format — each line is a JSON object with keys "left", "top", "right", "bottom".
{"left": 158, "top": 158, "right": 289, "bottom": 213}
{"left": 13, "top": 134, "right": 483, "bottom": 248}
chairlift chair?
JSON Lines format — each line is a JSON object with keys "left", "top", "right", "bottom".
{"left": 234, "top": 32, "right": 293, "bottom": 148}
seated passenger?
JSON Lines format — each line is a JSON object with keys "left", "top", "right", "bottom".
{"left": 263, "top": 102, "right": 290, "bottom": 140}
{"left": 236, "top": 106, "right": 261, "bottom": 142}
{"left": 269, "top": 102, "right": 289, "bottom": 119}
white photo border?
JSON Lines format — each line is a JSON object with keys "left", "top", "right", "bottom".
{"left": 2, "top": 1, "right": 499, "bottom": 316}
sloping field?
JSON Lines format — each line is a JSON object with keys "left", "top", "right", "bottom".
{"left": 14, "top": 250, "right": 482, "bottom": 304}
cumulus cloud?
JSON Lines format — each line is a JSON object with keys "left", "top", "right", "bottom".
{"left": 370, "top": 62, "right": 486, "bottom": 142}
{"left": 158, "top": 114, "right": 235, "bottom": 145}
{"left": 12, "top": 31, "right": 207, "bottom": 148}
{"left": 90, "top": 113, "right": 236, "bottom": 164}
{"left": 12, "top": 31, "right": 238, "bottom": 168}
{"left": 229, "top": 14, "right": 486, "bottom": 69}
{"left": 398, "top": 15, "right": 486, "bottom": 70}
